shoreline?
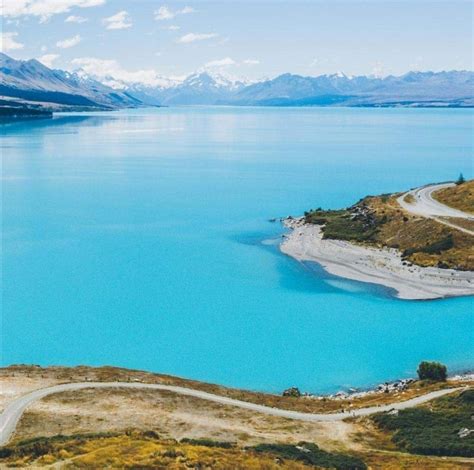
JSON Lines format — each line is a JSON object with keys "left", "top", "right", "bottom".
{"left": 301, "top": 372, "right": 474, "bottom": 402}
{"left": 280, "top": 218, "right": 474, "bottom": 300}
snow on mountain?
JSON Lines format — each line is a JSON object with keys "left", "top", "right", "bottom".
{"left": 231, "top": 70, "right": 474, "bottom": 106}
{"left": 1, "top": 52, "right": 472, "bottom": 110}
{"left": 0, "top": 53, "right": 142, "bottom": 110}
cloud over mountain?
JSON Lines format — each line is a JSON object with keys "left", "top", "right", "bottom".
{"left": 0, "top": 32, "right": 24, "bottom": 51}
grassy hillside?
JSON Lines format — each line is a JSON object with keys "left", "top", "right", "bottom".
{"left": 433, "top": 180, "right": 474, "bottom": 215}
{"left": 304, "top": 182, "right": 474, "bottom": 270}
{"left": 1, "top": 366, "right": 473, "bottom": 469}
{"left": 0, "top": 432, "right": 366, "bottom": 469}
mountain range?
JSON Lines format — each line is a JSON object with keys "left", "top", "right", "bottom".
{"left": 0, "top": 53, "right": 141, "bottom": 113}
{"left": 0, "top": 53, "right": 472, "bottom": 116}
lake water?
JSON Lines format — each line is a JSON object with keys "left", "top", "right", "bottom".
{"left": 2, "top": 107, "right": 473, "bottom": 394}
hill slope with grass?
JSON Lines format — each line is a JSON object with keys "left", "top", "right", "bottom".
{"left": 303, "top": 181, "right": 474, "bottom": 270}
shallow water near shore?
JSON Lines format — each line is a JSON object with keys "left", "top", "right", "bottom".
{"left": 2, "top": 107, "right": 473, "bottom": 394}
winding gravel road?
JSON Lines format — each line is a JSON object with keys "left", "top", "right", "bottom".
{"left": 0, "top": 381, "right": 466, "bottom": 446}
{"left": 397, "top": 183, "right": 474, "bottom": 235}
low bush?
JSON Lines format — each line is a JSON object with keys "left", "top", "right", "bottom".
{"left": 180, "top": 438, "right": 234, "bottom": 449}
{"left": 373, "top": 390, "right": 474, "bottom": 457}
{"left": 251, "top": 442, "right": 367, "bottom": 470}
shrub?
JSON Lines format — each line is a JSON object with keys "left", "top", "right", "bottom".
{"left": 372, "top": 391, "right": 474, "bottom": 457}
{"left": 282, "top": 387, "right": 301, "bottom": 397}
{"left": 180, "top": 438, "right": 234, "bottom": 449}
{"left": 251, "top": 442, "right": 367, "bottom": 470}
{"left": 417, "top": 361, "right": 447, "bottom": 381}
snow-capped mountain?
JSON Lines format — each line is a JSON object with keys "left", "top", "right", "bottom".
{"left": 1, "top": 52, "right": 472, "bottom": 111}
{"left": 0, "top": 53, "right": 142, "bottom": 110}
{"left": 121, "top": 69, "right": 473, "bottom": 107}
{"left": 124, "top": 71, "right": 251, "bottom": 105}
{"left": 232, "top": 71, "right": 474, "bottom": 106}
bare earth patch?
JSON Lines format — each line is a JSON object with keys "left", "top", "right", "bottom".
{"left": 1, "top": 366, "right": 472, "bottom": 469}
{"left": 13, "top": 388, "right": 357, "bottom": 452}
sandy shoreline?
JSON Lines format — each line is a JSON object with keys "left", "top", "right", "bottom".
{"left": 280, "top": 218, "right": 474, "bottom": 300}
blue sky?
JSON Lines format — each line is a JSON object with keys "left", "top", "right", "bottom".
{"left": 1, "top": 1, "right": 472, "bottom": 84}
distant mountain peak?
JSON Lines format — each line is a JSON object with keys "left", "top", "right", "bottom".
{"left": 1, "top": 53, "right": 472, "bottom": 109}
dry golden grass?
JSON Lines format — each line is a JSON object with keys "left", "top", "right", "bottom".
{"left": 364, "top": 194, "right": 474, "bottom": 270}
{"left": 357, "top": 450, "right": 474, "bottom": 469}
{"left": 2, "top": 365, "right": 470, "bottom": 415}
{"left": 433, "top": 180, "right": 474, "bottom": 214}
{"left": 2, "top": 367, "right": 473, "bottom": 469}
{"left": 0, "top": 433, "right": 314, "bottom": 469}
{"left": 2, "top": 431, "right": 471, "bottom": 470}
{"left": 13, "top": 387, "right": 355, "bottom": 452}
{"left": 443, "top": 217, "right": 474, "bottom": 232}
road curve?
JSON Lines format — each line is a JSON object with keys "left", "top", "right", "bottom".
{"left": 397, "top": 183, "right": 474, "bottom": 235}
{"left": 0, "top": 381, "right": 466, "bottom": 446}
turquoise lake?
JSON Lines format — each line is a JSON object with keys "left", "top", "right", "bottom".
{"left": 2, "top": 107, "right": 473, "bottom": 393}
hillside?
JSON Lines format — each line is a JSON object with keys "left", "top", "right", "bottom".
{"left": 304, "top": 181, "right": 474, "bottom": 271}
{"left": 0, "top": 365, "right": 472, "bottom": 469}
{"left": 433, "top": 180, "right": 474, "bottom": 215}
{"left": 233, "top": 71, "right": 474, "bottom": 107}
{"left": 0, "top": 53, "right": 143, "bottom": 113}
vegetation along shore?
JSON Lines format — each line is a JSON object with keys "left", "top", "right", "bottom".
{"left": 281, "top": 179, "right": 474, "bottom": 300}
{"left": 0, "top": 363, "right": 473, "bottom": 468}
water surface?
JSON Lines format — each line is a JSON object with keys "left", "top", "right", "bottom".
{"left": 2, "top": 107, "right": 473, "bottom": 393}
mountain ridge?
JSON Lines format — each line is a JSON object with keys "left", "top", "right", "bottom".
{"left": 0, "top": 53, "right": 472, "bottom": 112}
{"left": 0, "top": 53, "right": 143, "bottom": 112}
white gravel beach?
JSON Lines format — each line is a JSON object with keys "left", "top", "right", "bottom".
{"left": 281, "top": 218, "right": 474, "bottom": 300}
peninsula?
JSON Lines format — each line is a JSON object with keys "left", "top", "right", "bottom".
{"left": 281, "top": 180, "right": 474, "bottom": 300}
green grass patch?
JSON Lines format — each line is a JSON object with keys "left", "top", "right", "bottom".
{"left": 372, "top": 389, "right": 474, "bottom": 457}
{"left": 304, "top": 208, "right": 383, "bottom": 242}
{"left": 251, "top": 442, "right": 367, "bottom": 470}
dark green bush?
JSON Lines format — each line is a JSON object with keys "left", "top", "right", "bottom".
{"left": 251, "top": 442, "right": 367, "bottom": 469}
{"left": 180, "top": 438, "right": 234, "bottom": 449}
{"left": 417, "top": 361, "right": 447, "bottom": 381}
{"left": 373, "top": 391, "right": 474, "bottom": 457}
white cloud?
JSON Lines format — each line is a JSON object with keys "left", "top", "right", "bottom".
{"left": 0, "top": 32, "right": 24, "bottom": 51}
{"left": 154, "top": 6, "right": 173, "bottom": 20}
{"left": 167, "top": 25, "right": 180, "bottom": 31}
{"left": 205, "top": 57, "right": 236, "bottom": 68}
{"left": 102, "top": 10, "right": 132, "bottom": 30}
{"left": 40, "top": 45, "right": 47, "bottom": 52}
{"left": 65, "top": 15, "right": 88, "bottom": 23}
{"left": 154, "top": 5, "right": 195, "bottom": 21}
{"left": 204, "top": 58, "right": 260, "bottom": 69}
{"left": 56, "top": 34, "right": 81, "bottom": 49}
{"left": 70, "top": 57, "right": 178, "bottom": 87}
{"left": 1, "top": 0, "right": 105, "bottom": 21}
{"left": 177, "top": 33, "right": 217, "bottom": 44}
{"left": 38, "top": 53, "right": 59, "bottom": 67}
